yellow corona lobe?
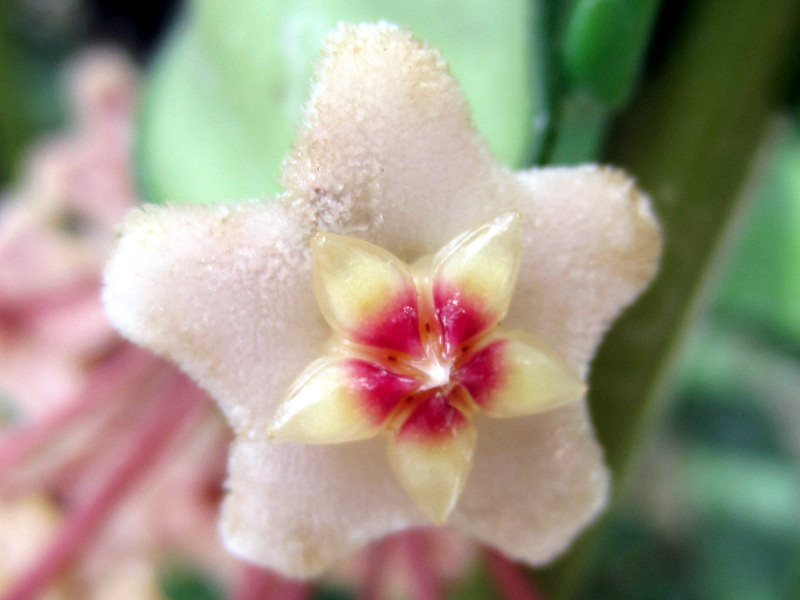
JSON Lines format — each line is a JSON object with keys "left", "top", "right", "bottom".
{"left": 312, "top": 233, "right": 422, "bottom": 355}
{"left": 388, "top": 389, "right": 476, "bottom": 524}
{"left": 268, "top": 358, "right": 381, "bottom": 444}
{"left": 457, "top": 331, "right": 586, "bottom": 418}
{"left": 433, "top": 212, "right": 522, "bottom": 320}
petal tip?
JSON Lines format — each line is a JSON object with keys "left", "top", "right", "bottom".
{"left": 497, "top": 210, "right": 522, "bottom": 227}
{"left": 265, "top": 423, "right": 280, "bottom": 441}
{"left": 310, "top": 231, "right": 327, "bottom": 248}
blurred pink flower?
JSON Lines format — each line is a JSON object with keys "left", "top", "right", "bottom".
{"left": 0, "top": 49, "right": 136, "bottom": 418}
{"left": 333, "top": 528, "right": 476, "bottom": 600}
{"left": 0, "top": 50, "right": 244, "bottom": 599}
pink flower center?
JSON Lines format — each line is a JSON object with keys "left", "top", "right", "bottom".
{"left": 352, "top": 279, "right": 503, "bottom": 437}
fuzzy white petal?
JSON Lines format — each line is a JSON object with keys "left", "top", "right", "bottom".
{"left": 103, "top": 200, "right": 328, "bottom": 435}
{"left": 444, "top": 166, "right": 658, "bottom": 564}
{"left": 222, "top": 436, "right": 424, "bottom": 577}
{"left": 451, "top": 404, "right": 609, "bottom": 565}
{"left": 506, "top": 166, "right": 661, "bottom": 371}
{"left": 282, "top": 22, "right": 505, "bottom": 260}
{"left": 283, "top": 27, "right": 661, "bottom": 344}
{"left": 104, "top": 200, "right": 425, "bottom": 577}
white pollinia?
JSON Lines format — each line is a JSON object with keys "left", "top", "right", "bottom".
{"left": 103, "top": 22, "right": 661, "bottom": 578}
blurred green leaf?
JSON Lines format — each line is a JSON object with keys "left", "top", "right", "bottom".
{"left": 137, "top": 24, "right": 287, "bottom": 204}
{"left": 544, "top": 92, "right": 608, "bottom": 163}
{"left": 784, "top": 555, "right": 800, "bottom": 600}
{"left": 160, "top": 562, "right": 225, "bottom": 600}
{"left": 540, "top": 0, "right": 800, "bottom": 597}
{"left": 681, "top": 448, "right": 800, "bottom": 536}
{"left": 693, "top": 516, "right": 797, "bottom": 600}
{"left": 311, "top": 585, "right": 354, "bottom": 600}
{"left": 672, "top": 389, "right": 786, "bottom": 458}
{"left": 524, "top": 0, "right": 557, "bottom": 164}
{"left": 447, "top": 562, "right": 500, "bottom": 600}
{"left": 562, "top": 0, "right": 661, "bottom": 109}
{"left": 679, "top": 318, "right": 800, "bottom": 413}
{"left": 593, "top": 0, "right": 800, "bottom": 499}
{"left": 0, "top": 3, "right": 74, "bottom": 183}
{"left": 0, "top": 3, "right": 33, "bottom": 182}
{"left": 716, "top": 124, "right": 800, "bottom": 339}
{"left": 538, "top": 0, "right": 662, "bottom": 164}
{"left": 138, "top": 0, "right": 533, "bottom": 204}
{"left": 580, "top": 515, "right": 690, "bottom": 600}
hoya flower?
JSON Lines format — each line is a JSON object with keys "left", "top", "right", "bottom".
{"left": 104, "top": 22, "right": 661, "bottom": 577}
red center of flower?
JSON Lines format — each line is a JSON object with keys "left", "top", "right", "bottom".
{"left": 348, "top": 283, "right": 504, "bottom": 438}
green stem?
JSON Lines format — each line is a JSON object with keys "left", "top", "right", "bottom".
{"left": 524, "top": 0, "right": 557, "bottom": 164}
{"left": 541, "top": 0, "right": 663, "bottom": 164}
{"left": 597, "top": 0, "right": 800, "bottom": 489}
{"left": 0, "top": 4, "right": 31, "bottom": 183}
{"left": 538, "top": 0, "right": 800, "bottom": 597}
{"left": 545, "top": 92, "right": 608, "bottom": 164}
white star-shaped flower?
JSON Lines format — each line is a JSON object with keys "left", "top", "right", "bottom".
{"left": 103, "top": 22, "right": 661, "bottom": 577}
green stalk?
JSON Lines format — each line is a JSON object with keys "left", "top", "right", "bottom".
{"left": 597, "top": 0, "right": 800, "bottom": 490}
{"left": 524, "top": 0, "right": 557, "bottom": 164}
{"left": 538, "top": 0, "right": 800, "bottom": 597}
{"left": 542, "top": 0, "right": 662, "bottom": 164}
{"left": 0, "top": 4, "right": 31, "bottom": 183}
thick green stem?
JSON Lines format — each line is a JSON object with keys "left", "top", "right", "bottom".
{"left": 0, "top": 5, "right": 31, "bottom": 183}
{"left": 524, "top": 0, "right": 557, "bottom": 164}
{"left": 596, "top": 0, "right": 800, "bottom": 487}
{"left": 541, "top": 0, "right": 663, "bottom": 164}
{"left": 539, "top": 0, "right": 800, "bottom": 597}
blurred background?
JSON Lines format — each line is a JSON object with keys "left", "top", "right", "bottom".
{"left": 1, "top": 0, "right": 799, "bottom": 599}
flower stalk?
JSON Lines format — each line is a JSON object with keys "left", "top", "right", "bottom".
{"left": 0, "top": 346, "right": 158, "bottom": 477}
{"left": 3, "top": 372, "right": 208, "bottom": 600}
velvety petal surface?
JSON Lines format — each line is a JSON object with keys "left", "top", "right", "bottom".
{"left": 104, "top": 22, "right": 662, "bottom": 577}
{"left": 282, "top": 24, "right": 661, "bottom": 369}
{"left": 281, "top": 22, "right": 508, "bottom": 261}
{"left": 223, "top": 436, "right": 425, "bottom": 578}
{"left": 450, "top": 402, "right": 610, "bottom": 565}
{"left": 443, "top": 168, "right": 657, "bottom": 564}
{"left": 104, "top": 199, "right": 427, "bottom": 577}
{"left": 506, "top": 167, "right": 661, "bottom": 372}
{"left": 104, "top": 200, "right": 341, "bottom": 435}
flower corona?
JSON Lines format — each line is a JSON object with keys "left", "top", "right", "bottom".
{"left": 269, "top": 213, "right": 585, "bottom": 522}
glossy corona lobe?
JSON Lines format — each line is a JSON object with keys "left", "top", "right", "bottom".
{"left": 103, "top": 22, "right": 661, "bottom": 578}
{"left": 312, "top": 233, "right": 423, "bottom": 357}
{"left": 433, "top": 212, "right": 522, "bottom": 355}
{"left": 389, "top": 388, "right": 476, "bottom": 524}
{"left": 269, "top": 214, "right": 586, "bottom": 523}
{"left": 268, "top": 357, "right": 418, "bottom": 443}
{"left": 456, "top": 331, "right": 587, "bottom": 417}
